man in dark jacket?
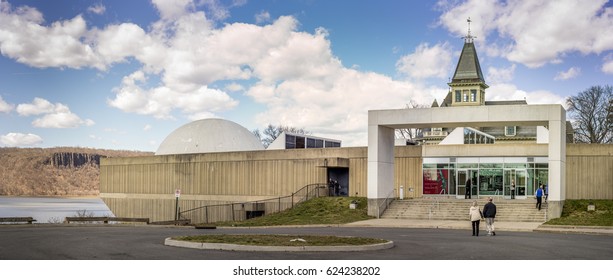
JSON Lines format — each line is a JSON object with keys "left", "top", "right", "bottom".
{"left": 482, "top": 197, "right": 497, "bottom": 236}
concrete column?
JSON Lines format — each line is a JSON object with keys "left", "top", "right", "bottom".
{"left": 547, "top": 106, "right": 566, "bottom": 218}
{"left": 367, "top": 123, "right": 395, "bottom": 216}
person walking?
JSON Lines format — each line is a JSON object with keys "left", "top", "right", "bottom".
{"left": 535, "top": 185, "right": 544, "bottom": 210}
{"left": 469, "top": 201, "right": 483, "bottom": 236}
{"left": 510, "top": 180, "right": 516, "bottom": 199}
{"left": 482, "top": 197, "right": 497, "bottom": 236}
{"left": 464, "top": 178, "right": 472, "bottom": 199}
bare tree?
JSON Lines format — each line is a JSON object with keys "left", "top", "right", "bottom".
{"left": 253, "top": 124, "right": 311, "bottom": 148}
{"left": 395, "top": 100, "right": 428, "bottom": 143}
{"left": 566, "top": 85, "right": 613, "bottom": 144}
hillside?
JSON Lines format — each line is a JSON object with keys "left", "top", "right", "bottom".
{"left": 0, "top": 147, "right": 152, "bottom": 196}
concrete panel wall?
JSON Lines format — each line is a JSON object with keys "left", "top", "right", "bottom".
{"left": 566, "top": 144, "right": 613, "bottom": 199}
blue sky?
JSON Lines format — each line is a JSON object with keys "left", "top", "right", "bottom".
{"left": 1, "top": 0, "right": 612, "bottom": 151}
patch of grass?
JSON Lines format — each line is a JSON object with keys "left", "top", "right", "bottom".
{"left": 215, "top": 197, "right": 372, "bottom": 227}
{"left": 174, "top": 234, "right": 387, "bottom": 246}
{"left": 546, "top": 200, "right": 613, "bottom": 226}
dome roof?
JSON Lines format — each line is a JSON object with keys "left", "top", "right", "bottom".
{"left": 155, "top": 118, "right": 264, "bottom": 155}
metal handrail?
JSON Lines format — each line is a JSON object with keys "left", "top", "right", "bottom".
{"left": 178, "top": 183, "right": 328, "bottom": 223}
{"left": 376, "top": 189, "right": 396, "bottom": 219}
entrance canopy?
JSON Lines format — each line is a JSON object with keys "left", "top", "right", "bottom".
{"left": 367, "top": 104, "right": 566, "bottom": 216}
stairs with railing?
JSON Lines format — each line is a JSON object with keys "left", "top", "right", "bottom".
{"left": 381, "top": 198, "right": 548, "bottom": 222}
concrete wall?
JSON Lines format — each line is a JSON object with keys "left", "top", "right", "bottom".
{"left": 566, "top": 144, "right": 613, "bottom": 199}
{"left": 100, "top": 143, "right": 610, "bottom": 222}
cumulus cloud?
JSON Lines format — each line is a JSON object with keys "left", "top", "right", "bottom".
{"left": 255, "top": 11, "right": 271, "bottom": 24}
{"left": 554, "top": 67, "right": 581, "bottom": 81}
{"left": 0, "top": 132, "right": 43, "bottom": 147}
{"left": 438, "top": 0, "right": 613, "bottom": 68}
{"left": 17, "top": 98, "right": 95, "bottom": 128}
{"left": 487, "top": 83, "right": 566, "bottom": 106}
{"left": 487, "top": 64, "right": 516, "bottom": 83}
{"left": 87, "top": 4, "right": 106, "bottom": 15}
{"left": 0, "top": 96, "right": 14, "bottom": 113}
{"left": 396, "top": 42, "right": 453, "bottom": 80}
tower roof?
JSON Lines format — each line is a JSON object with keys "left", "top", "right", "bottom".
{"left": 450, "top": 41, "right": 486, "bottom": 84}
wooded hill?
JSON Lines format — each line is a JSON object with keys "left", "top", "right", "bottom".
{"left": 0, "top": 147, "right": 152, "bottom": 196}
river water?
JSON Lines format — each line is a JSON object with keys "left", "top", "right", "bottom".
{"left": 0, "top": 196, "right": 114, "bottom": 223}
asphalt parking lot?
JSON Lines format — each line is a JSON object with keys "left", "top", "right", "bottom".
{"left": 1, "top": 224, "right": 612, "bottom": 260}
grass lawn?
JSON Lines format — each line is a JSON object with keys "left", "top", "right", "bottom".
{"left": 174, "top": 234, "right": 387, "bottom": 246}
{"left": 214, "top": 196, "right": 372, "bottom": 227}
{"left": 545, "top": 200, "right": 613, "bottom": 226}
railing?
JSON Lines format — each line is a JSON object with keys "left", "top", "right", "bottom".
{"left": 377, "top": 189, "right": 396, "bottom": 219}
{"left": 178, "top": 183, "right": 328, "bottom": 224}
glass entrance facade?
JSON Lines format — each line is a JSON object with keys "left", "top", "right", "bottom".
{"left": 422, "top": 157, "right": 548, "bottom": 199}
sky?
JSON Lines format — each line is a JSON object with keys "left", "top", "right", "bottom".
{"left": 0, "top": 0, "right": 612, "bottom": 152}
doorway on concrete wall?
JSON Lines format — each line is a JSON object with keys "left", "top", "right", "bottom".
{"left": 327, "top": 167, "right": 349, "bottom": 197}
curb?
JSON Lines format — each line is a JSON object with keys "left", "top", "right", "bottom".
{"left": 164, "top": 238, "right": 394, "bottom": 252}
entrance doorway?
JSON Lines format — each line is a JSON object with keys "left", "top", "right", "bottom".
{"left": 327, "top": 168, "right": 349, "bottom": 196}
{"left": 456, "top": 169, "right": 478, "bottom": 199}
{"left": 504, "top": 169, "right": 527, "bottom": 199}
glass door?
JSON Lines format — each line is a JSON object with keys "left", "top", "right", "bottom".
{"left": 457, "top": 169, "right": 478, "bottom": 199}
{"left": 504, "top": 169, "right": 528, "bottom": 199}
{"left": 516, "top": 170, "right": 527, "bottom": 199}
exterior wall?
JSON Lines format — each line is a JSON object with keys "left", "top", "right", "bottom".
{"left": 566, "top": 144, "right": 613, "bottom": 199}
{"left": 100, "top": 142, "right": 611, "bottom": 222}
{"left": 101, "top": 147, "right": 369, "bottom": 222}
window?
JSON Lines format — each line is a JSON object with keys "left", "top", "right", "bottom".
{"left": 285, "top": 135, "right": 296, "bottom": 149}
{"left": 470, "top": 90, "right": 477, "bottom": 102}
{"left": 463, "top": 90, "right": 469, "bottom": 102}
{"left": 505, "top": 126, "right": 516, "bottom": 136}
{"left": 455, "top": 90, "right": 461, "bottom": 102}
{"left": 295, "top": 136, "right": 305, "bottom": 148}
{"left": 325, "top": 141, "right": 341, "bottom": 148}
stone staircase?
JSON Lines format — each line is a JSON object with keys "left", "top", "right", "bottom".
{"left": 381, "top": 197, "right": 548, "bottom": 222}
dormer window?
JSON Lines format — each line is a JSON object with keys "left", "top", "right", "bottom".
{"left": 505, "top": 126, "right": 516, "bottom": 136}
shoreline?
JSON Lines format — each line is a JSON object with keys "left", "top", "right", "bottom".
{"left": 0, "top": 195, "right": 101, "bottom": 199}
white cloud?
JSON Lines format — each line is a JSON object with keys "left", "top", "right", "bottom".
{"left": 396, "top": 42, "right": 453, "bottom": 80}
{"left": 87, "top": 4, "right": 106, "bottom": 15}
{"left": 0, "top": 5, "right": 102, "bottom": 69}
{"left": 487, "top": 64, "right": 516, "bottom": 83}
{"left": 0, "top": 132, "right": 43, "bottom": 147}
{"left": 143, "top": 124, "right": 152, "bottom": 131}
{"left": 554, "top": 67, "right": 581, "bottom": 81}
{"left": 438, "top": 0, "right": 613, "bottom": 68}
{"left": 225, "top": 83, "right": 244, "bottom": 92}
{"left": 151, "top": 0, "right": 194, "bottom": 20}
{"left": 602, "top": 54, "right": 613, "bottom": 74}
{"left": 17, "top": 98, "right": 95, "bottom": 128}
{"left": 487, "top": 83, "right": 566, "bottom": 106}
{"left": 108, "top": 71, "right": 238, "bottom": 120}
{"left": 255, "top": 11, "right": 271, "bottom": 24}
{"left": 0, "top": 96, "right": 14, "bottom": 113}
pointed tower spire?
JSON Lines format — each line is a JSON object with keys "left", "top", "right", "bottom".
{"left": 447, "top": 17, "right": 488, "bottom": 106}
{"left": 464, "top": 17, "right": 475, "bottom": 43}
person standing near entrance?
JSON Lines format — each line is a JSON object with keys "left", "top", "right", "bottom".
{"left": 482, "top": 197, "right": 497, "bottom": 236}
{"left": 469, "top": 201, "right": 483, "bottom": 236}
{"left": 464, "top": 178, "right": 472, "bottom": 199}
{"left": 535, "top": 184, "right": 544, "bottom": 210}
{"left": 510, "top": 180, "right": 516, "bottom": 199}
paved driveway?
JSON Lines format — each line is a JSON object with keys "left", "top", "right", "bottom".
{"left": 1, "top": 225, "right": 612, "bottom": 260}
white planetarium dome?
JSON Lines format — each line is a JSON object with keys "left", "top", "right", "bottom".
{"left": 155, "top": 118, "right": 264, "bottom": 155}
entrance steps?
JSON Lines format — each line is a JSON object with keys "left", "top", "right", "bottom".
{"left": 381, "top": 197, "right": 548, "bottom": 222}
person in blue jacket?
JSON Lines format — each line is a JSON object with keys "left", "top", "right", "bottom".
{"left": 535, "top": 184, "right": 544, "bottom": 210}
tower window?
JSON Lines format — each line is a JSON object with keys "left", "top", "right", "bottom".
{"left": 455, "top": 90, "right": 461, "bottom": 102}
{"left": 470, "top": 90, "right": 477, "bottom": 102}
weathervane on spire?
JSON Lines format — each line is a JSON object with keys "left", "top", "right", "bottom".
{"left": 464, "top": 17, "right": 476, "bottom": 43}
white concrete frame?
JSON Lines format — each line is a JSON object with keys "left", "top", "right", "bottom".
{"left": 367, "top": 104, "right": 566, "bottom": 218}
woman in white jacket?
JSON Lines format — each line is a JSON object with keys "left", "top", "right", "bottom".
{"left": 469, "top": 201, "right": 483, "bottom": 236}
